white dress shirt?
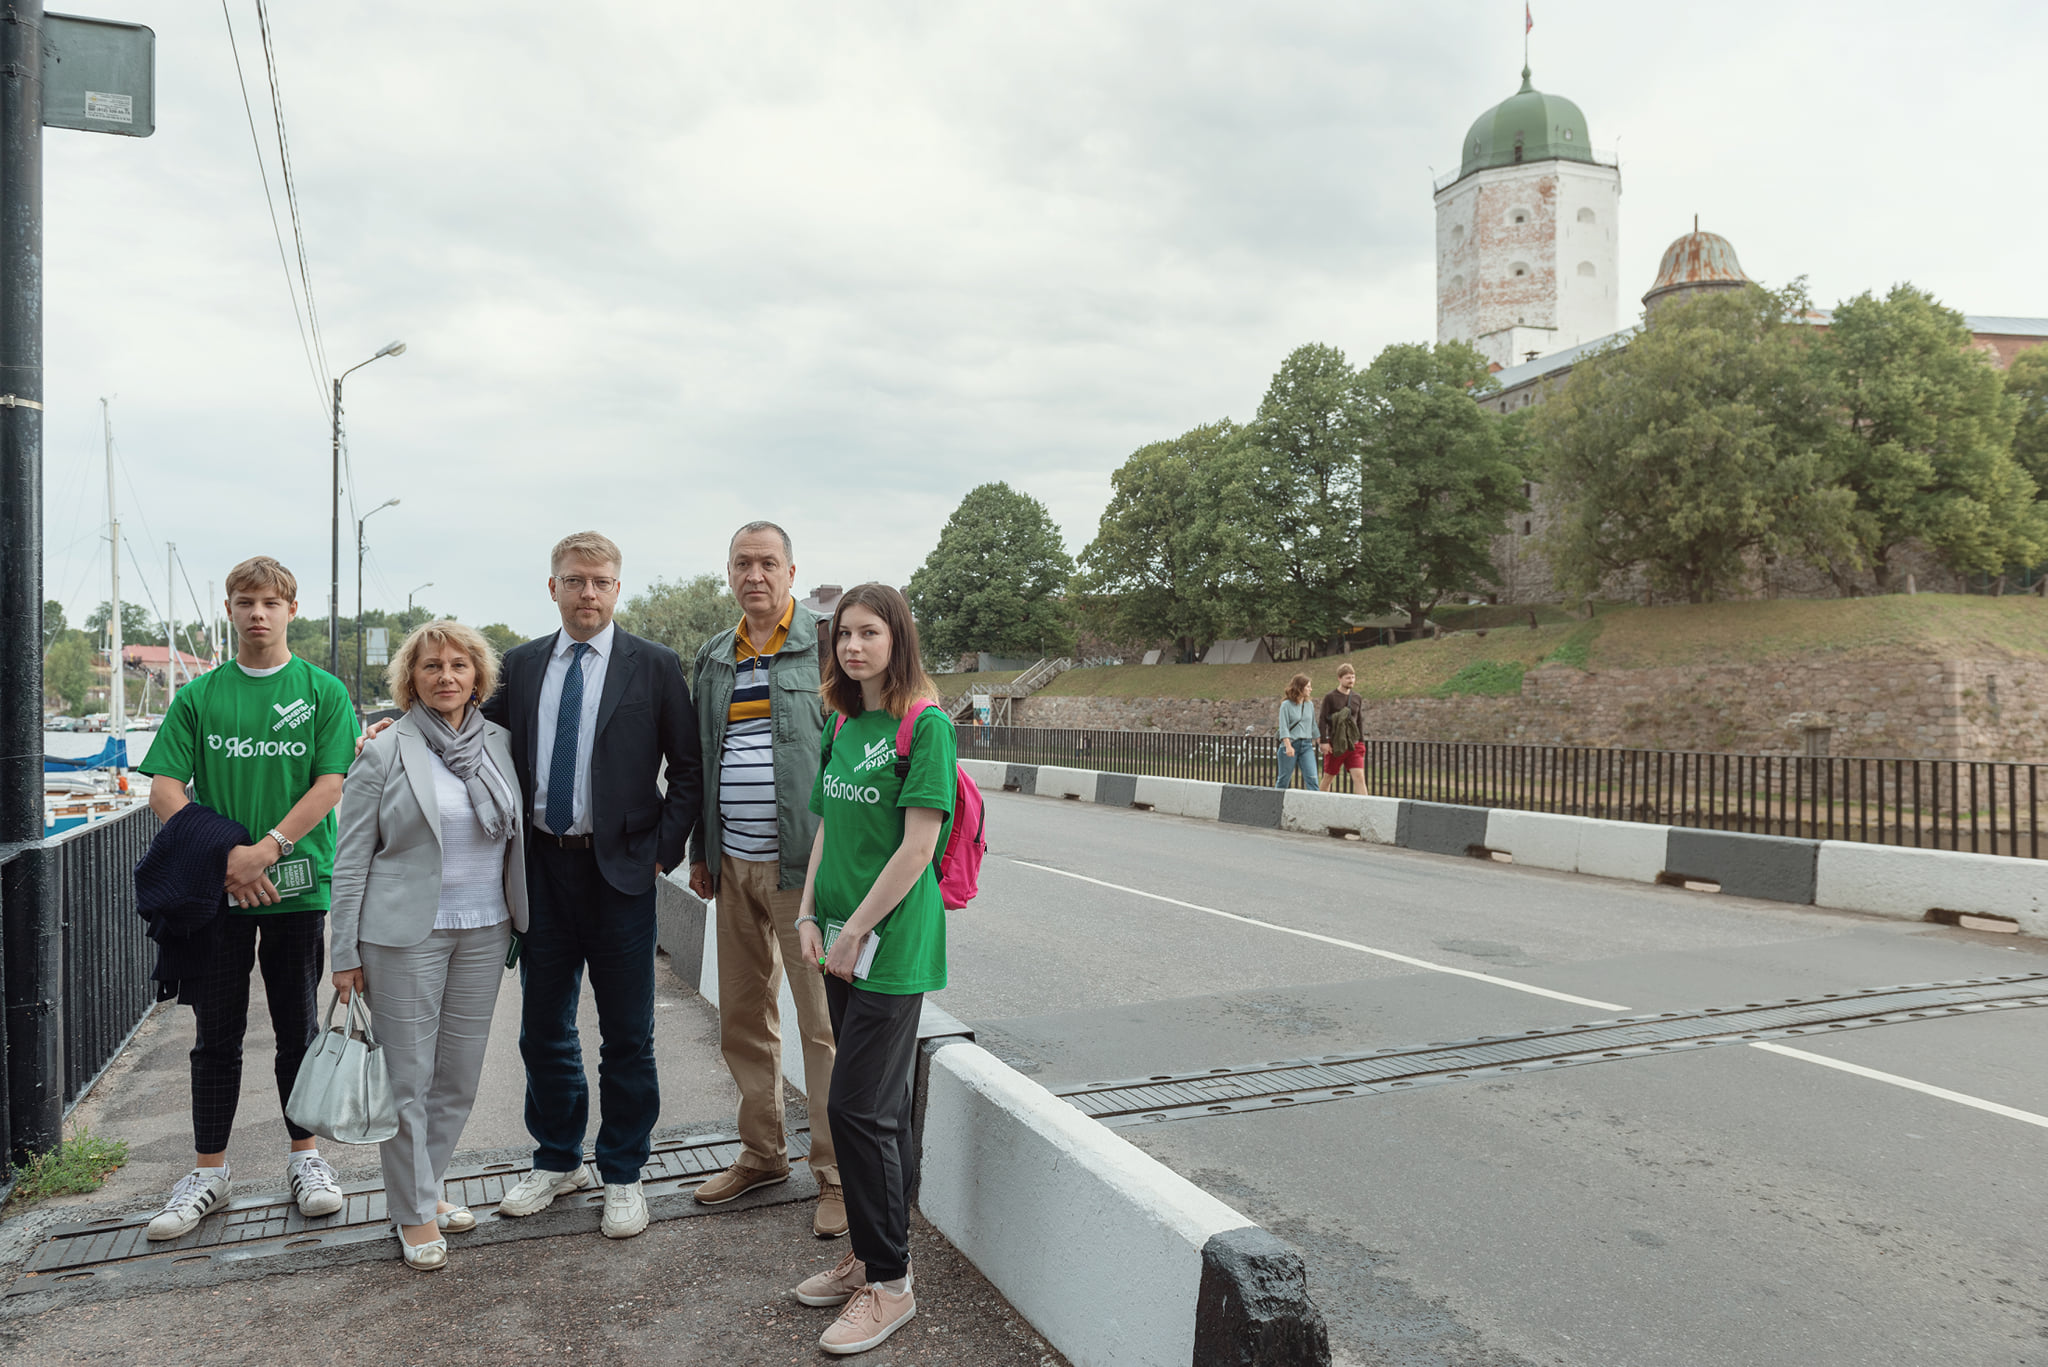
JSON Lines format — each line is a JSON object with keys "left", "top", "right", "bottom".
{"left": 533, "top": 622, "right": 614, "bottom": 836}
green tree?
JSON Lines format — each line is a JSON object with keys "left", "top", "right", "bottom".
{"left": 616, "top": 574, "right": 738, "bottom": 678}
{"left": 1814, "top": 285, "right": 2043, "bottom": 587}
{"left": 478, "top": 623, "right": 527, "bottom": 658}
{"left": 44, "top": 631, "right": 95, "bottom": 713}
{"left": 1207, "top": 344, "right": 1366, "bottom": 646}
{"left": 86, "top": 600, "right": 163, "bottom": 647}
{"left": 43, "top": 599, "right": 66, "bottom": 651}
{"left": 1073, "top": 422, "right": 1233, "bottom": 661}
{"left": 2004, "top": 347, "right": 2048, "bottom": 500}
{"left": 908, "top": 482, "right": 1075, "bottom": 664}
{"left": 1532, "top": 285, "right": 1851, "bottom": 603}
{"left": 1356, "top": 341, "right": 1529, "bottom": 629}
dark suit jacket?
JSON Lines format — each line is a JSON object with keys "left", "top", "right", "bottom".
{"left": 483, "top": 625, "right": 703, "bottom": 897}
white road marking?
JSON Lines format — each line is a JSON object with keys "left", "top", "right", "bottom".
{"left": 1748, "top": 1042, "right": 2048, "bottom": 1131}
{"left": 1009, "top": 858, "right": 1630, "bottom": 1012}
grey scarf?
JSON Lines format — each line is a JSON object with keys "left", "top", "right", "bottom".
{"left": 412, "top": 705, "right": 517, "bottom": 842}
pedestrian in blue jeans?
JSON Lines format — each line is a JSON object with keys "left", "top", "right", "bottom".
{"left": 1276, "top": 673, "right": 1319, "bottom": 790}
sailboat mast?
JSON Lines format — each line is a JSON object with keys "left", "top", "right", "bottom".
{"left": 103, "top": 397, "right": 124, "bottom": 748}
{"left": 164, "top": 541, "right": 177, "bottom": 709}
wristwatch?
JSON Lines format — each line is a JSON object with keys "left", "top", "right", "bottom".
{"left": 265, "top": 828, "right": 294, "bottom": 861}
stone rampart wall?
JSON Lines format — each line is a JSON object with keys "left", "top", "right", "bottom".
{"left": 1005, "top": 657, "right": 2048, "bottom": 761}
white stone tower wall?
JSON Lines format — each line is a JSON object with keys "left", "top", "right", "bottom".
{"left": 1552, "top": 162, "right": 1622, "bottom": 352}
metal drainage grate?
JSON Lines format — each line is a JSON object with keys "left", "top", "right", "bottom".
{"left": 1056, "top": 975, "right": 2048, "bottom": 1128}
{"left": 12, "top": 1128, "right": 810, "bottom": 1292}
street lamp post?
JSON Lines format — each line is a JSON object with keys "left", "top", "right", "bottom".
{"left": 355, "top": 497, "right": 400, "bottom": 713}
{"left": 330, "top": 340, "right": 407, "bottom": 677}
{"left": 407, "top": 581, "right": 433, "bottom": 624}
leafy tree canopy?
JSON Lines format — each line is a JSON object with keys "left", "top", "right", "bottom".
{"left": 1532, "top": 284, "right": 1853, "bottom": 603}
{"left": 1814, "top": 284, "right": 2042, "bottom": 585}
{"left": 43, "top": 599, "right": 66, "bottom": 650}
{"left": 85, "top": 600, "right": 163, "bottom": 647}
{"left": 1357, "top": 340, "right": 1529, "bottom": 629}
{"left": 2004, "top": 346, "right": 2048, "bottom": 500}
{"left": 478, "top": 623, "right": 528, "bottom": 658}
{"left": 616, "top": 574, "right": 738, "bottom": 678}
{"left": 908, "top": 482, "right": 1075, "bottom": 663}
{"left": 1073, "top": 421, "right": 1235, "bottom": 659}
{"left": 1209, "top": 344, "right": 1367, "bottom": 645}
{"left": 45, "top": 632, "right": 95, "bottom": 713}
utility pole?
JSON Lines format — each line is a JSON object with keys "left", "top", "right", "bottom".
{"left": 0, "top": 0, "right": 59, "bottom": 1165}
{"left": 328, "top": 376, "right": 340, "bottom": 676}
{"left": 103, "top": 397, "right": 122, "bottom": 737}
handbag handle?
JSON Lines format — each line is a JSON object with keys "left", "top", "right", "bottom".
{"left": 323, "top": 988, "right": 380, "bottom": 1048}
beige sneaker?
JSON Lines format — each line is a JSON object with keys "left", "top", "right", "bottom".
{"left": 813, "top": 1181, "right": 848, "bottom": 1238}
{"left": 819, "top": 1282, "right": 916, "bottom": 1355}
{"left": 794, "top": 1248, "right": 866, "bottom": 1307}
{"left": 693, "top": 1161, "right": 790, "bottom": 1205}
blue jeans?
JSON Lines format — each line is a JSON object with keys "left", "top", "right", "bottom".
{"left": 1276, "top": 741, "right": 1319, "bottom": 790}
{"left": 519, "top": 842, "right": 660, "bottom": 1185}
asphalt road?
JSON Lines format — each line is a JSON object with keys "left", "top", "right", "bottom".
{"left": 930, "top": 791, "right": 2048, "bottom": 1367}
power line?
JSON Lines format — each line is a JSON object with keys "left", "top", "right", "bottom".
{"left": 220, "top": 0, "right": 328, "bottom": 418}
{"left": 255, "top": 0, "right": 331, "bottom": 390}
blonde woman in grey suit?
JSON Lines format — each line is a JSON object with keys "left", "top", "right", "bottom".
{"left": 331, "top": 620, "right": 528, "bottom": 1270}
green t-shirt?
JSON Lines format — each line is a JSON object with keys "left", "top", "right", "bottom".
{"left": 138, "top": 656, "right": 359, "bottom": 914}
{"left": 807, "top": 706, "right": 957, "bottom": 995}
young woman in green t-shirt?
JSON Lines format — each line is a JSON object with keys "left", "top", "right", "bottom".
{"left": 792, "top": 583, "right": 957, "bottom": 1356}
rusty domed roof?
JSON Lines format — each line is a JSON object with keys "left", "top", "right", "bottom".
{"left": 1643, "top": 228, "right": 1749, "bottom": 307}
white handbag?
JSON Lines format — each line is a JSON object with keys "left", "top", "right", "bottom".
{"left": 286, "top": 991, "right": 399, "bottom": 1145}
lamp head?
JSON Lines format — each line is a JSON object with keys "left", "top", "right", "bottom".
{"left": 377, "top": 340, "right": 407, "bottom": 358}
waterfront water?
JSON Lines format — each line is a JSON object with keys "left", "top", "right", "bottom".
{"left": 46, "top": 728, "right": 157, "bottom": 769}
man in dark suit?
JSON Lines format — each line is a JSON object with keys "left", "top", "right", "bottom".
{"left": 485, "top": 531, "right": 702, "bottom": 1239}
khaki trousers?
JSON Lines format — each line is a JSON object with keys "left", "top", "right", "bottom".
{"left": 717, "top": 854, "right": 838, "bottom": 1184}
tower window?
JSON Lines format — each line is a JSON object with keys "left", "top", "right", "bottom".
{"left": 1577, "top": 207, "right": 1596, "bottom": 224}
{"left": 1523, "top": 521, "right": 1532, "bottom": 536}
{"left": 1450, "top": 274, "right": 1465, "bottom": 292}
{"left": 1511, "top": 263, "right": 1529, "bottom": 278}
{"left": 1577, "top": 261, "right": 1596, "bottom": 277}
{"left": 1563, "top": 128, "right": 1573, "bottom": 141}
{"left": 1452, "top": 224, "right": 1465, "bottom": 243}
{"left": 1513, "top": 132, "right": 1524, "bottom": 164}
{"left": 1511, "top": 211, "right": 1528, "bottom": 224}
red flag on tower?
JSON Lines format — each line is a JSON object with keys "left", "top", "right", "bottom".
{"left": 1526, "top": 3, "right": 1534, "bottom": 35}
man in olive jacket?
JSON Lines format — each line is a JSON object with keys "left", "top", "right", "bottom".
{"left": 686, "top": 521, "right": 841, "bottom": 1238}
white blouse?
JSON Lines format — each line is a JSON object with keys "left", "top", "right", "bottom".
{"left": 426, "top": 748, "right": 511, "bottom": 931}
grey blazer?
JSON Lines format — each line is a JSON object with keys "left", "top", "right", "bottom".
{"left": 330, "top": 711, "right": 529, "bottom": 972}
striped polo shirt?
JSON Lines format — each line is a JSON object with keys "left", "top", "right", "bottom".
{"left": 719, "top": 600, "right": 794, "bottom": 862}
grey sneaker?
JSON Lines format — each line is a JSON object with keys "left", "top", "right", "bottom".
{"left": 288, "top": 1153, "right": 344, "bottom": 1218}
{"left": 497, "top": 1162, "right": 596, "bottom": 1218}
{"left": 601, "top": 1180, "right": 648, "bottom": 1239}
{"left": 146, "top": 1167, "right": 231, "bottom": 1241}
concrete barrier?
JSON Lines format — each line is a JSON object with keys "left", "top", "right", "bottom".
{"left": 1663, "top": 828, "right": 1818, "bottom": 904}
{"left": 1575, "top": 820, "right": 1672, "bottom": 884}
{"left": 1482, "top": 808, "right": 1582, "bottom": 873}
{"left": 1219, "top": 784, "right": 1286, "bottom": 829}
{"left": 1815, "top": 841, "right": 2048, "bottom": 935}
{"left": 1034, "top": 765, "right": 1101, "bottom": 802}
{"left": 918, "top": 1040, "right": 1329, "bottom": 1367}
{"left": 1397, "top": 801, "right": 1491, "bottom": 858}
{"left": 1279, "top": 789, "right": 1402, "bottom": 844}
{"left": 1096, "top": 772, "right": 1140, "bottom": 807}
{"left": 958, "top": 756, "right": 1007, "bottom": 790}
{"left": 1133, "top": 775, "right": 1225, "bottom": 821}
{"left": 1004, "top": 763, "right": 1039, "bottom": 795}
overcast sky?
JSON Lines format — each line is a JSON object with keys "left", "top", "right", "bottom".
{"left": 38, "top": 1, "right": 2048, "bottom": 642}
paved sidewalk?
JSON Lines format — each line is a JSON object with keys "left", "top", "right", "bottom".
{"left": 0, "top": 950, "right": 1066, "bottom": 1366}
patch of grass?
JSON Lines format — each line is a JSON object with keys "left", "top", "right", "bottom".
{"left": 6, "top": 1126, "right": 128, "bottom": 1208}
{"left": 1543, "top": 620, "right": 1602, "bottom": 670}
{"left": 1587, "top": 594, "right": 2048, "bottom": 669}
{"left": 1431, "top": 659, "right": 1528, "bottom": 697}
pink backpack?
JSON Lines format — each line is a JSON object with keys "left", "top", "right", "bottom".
{"left": 829, "top": 701, "right": 985, "bottom": 909}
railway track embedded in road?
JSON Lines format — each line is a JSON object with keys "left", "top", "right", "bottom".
{"left": 1055, "top": 974, "right": 2048, "bottom": 1128}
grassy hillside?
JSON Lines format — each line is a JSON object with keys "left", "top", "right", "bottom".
{"left": 935, "top": 595, "right": 2048, "bottom": 705}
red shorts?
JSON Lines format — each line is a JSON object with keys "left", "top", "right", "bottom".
{"left": 1322, "top": 743, "right": 1365, "bottom": 775}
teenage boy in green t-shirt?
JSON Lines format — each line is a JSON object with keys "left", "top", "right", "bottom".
{"left": 136, "top": 556, "right": 358, "bottom": 1241}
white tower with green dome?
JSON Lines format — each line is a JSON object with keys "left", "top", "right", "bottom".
{"left": 1434, "top": 66, "right": 1620, "bottom": 369}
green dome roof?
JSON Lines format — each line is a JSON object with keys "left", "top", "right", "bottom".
{"left": 1457, "top": 67, "right": 1595, "bottom": 181}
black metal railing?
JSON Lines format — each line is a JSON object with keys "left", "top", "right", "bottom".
{"left": 963, "top": 726, "right": 2045, "bottom": 859}
{"left": 0, "top": 804, "right": 159, "bottom": 1163}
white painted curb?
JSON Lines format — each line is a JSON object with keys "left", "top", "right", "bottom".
{"left": 1033, "top": 765, "right": 1101, "bottom": 802}
{"left": 1134, "top": 775, "right": 1225, "bottom": 820}
{"left": 1281, "top": 789, "right": 1402, "bottom": 844}
{"left": 959, "top": 756, "right": 1006, "bottom": 788}
{"left": 1815, "top": 841, "right": 2048, "bottom": 935}
{"left": 918, "top": 1041, "right": 1253, "bottom": 1367}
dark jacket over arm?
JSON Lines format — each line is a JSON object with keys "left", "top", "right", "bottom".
{"left": 134, "top": 802, "right": 251, "bottom": 1004}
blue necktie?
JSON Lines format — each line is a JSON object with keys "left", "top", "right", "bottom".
{"left": 545, "top": 642, "right": 591, "bottom": 836}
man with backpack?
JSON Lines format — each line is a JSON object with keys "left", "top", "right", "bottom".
{"left": 687, "top": 522, "right": 845, "bottom": 1238}
{"left": 1319, "top": 663, "right": 1367, "bottom": 794}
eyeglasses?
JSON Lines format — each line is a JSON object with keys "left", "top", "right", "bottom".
{"left": 557, "top": 576, "right": 618, "bottom": 594}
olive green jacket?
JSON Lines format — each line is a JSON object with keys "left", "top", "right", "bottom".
{"left": 686, "top": 601, "right": 826, "bottom": 892}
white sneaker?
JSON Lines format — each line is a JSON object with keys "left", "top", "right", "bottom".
{"left": 601, "top": 1180, "right": 648, "bottom": 1239}
{"left": 497, "top": 1162, "right": 596, "bottom": 1218}
{"left": 288, "top": 1153, "right": 344, "bottom": 1218}
{"left": 146, "top": 1167, "right": 231, "bottom": 1242}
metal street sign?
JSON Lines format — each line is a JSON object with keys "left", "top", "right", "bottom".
{"left": 41, "top": 12, "right": 155, "bottom": 137}
{"left": 365, "top": 628, "right": 388, "bottom": 666}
